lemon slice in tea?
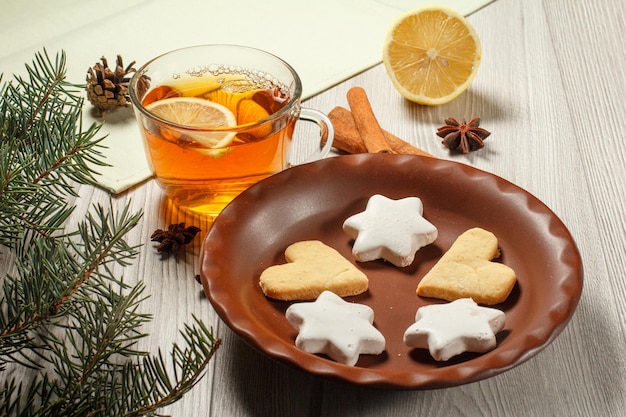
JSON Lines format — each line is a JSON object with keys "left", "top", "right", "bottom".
{"left": 382, "top": 6, "right": 482, "bottom": 105}
{"left": 146, "top": 97, "right": 237, "bottom": 148}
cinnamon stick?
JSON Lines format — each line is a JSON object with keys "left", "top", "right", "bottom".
{"left": 327, "top": 114, "right": 368, "bottom": 154}
{"left": 329, "top": 106, "right": 434, "bottom": 158}
{"left": 346, "top": 87, "right": 394, "bottom": 154}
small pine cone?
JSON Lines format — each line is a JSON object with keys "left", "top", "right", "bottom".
{"left": 86, "top": 55, "right": 137, "bottom": 117}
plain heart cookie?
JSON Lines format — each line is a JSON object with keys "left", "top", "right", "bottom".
{"left": 416, "top": 228, "right": 516, "bottom": 305}
{"left": 259, "top": 240, "right": 368, "bottom": 301}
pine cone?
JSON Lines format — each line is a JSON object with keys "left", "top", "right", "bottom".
{"left": 86, "top": 55, "right": 137, "bottom": 117}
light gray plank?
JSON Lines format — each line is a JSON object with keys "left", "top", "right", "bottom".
{"left": 2, "top": 0, "right": 625, "bottom": 415}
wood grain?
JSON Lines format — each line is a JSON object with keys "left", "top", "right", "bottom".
{"left": 1, "top": 0, "right": 624, "bottom": 415}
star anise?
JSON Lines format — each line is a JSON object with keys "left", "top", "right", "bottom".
{"left": 436, "top": 117, "right": 491, "bottom": 154}
{"left": 151, "top": 223, "right": 201, "bottom": 254}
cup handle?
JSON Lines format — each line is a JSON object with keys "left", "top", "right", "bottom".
{"left": 291, "top": 107, "right": 335, "bottom": 165}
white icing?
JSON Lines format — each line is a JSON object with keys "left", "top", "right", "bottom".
{"left": 285, "top": 291, "right": 386, "bottom": 366}
{"left": 343, "top": 194, "right": 438, "bottom": 267}
{"left": 403, "top": 298, "right": 505, "bottom": 361}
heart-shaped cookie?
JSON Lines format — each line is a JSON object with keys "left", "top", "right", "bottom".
{"left": 416, "top": 228, "right": 516, "bottom": 305}
{"left": 259, "top": 240, "right": 368, "bottom": 301}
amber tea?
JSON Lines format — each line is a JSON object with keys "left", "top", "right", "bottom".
{"left": 129, "top": 45, "right": 333, "bottom": 217}
{"left": 139, "top": 74, "right": 295, "bottom": 215}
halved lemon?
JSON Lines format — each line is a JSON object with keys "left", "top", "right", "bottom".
{"left": 382, "top": 6, "right": 482, "bottom": 106}
{"left": 145, "top": 97, "right": 237, "bottom": 148}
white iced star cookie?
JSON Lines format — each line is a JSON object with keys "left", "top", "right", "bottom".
{"left": 285, "top": 291, "right": 386, "bottom": 366}
{"left": 403, "top": 298, "right": 505, "bottom": 361}
{"left": 342, "top": 194, "right": 438, "bottom": 267}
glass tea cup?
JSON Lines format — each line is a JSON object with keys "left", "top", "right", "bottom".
{"left": 129, "top": 44, "right": 334, "bottom": 217}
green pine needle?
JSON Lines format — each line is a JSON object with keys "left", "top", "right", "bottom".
{"left": 0, "top": 50, "right": 220, "bottom": 417}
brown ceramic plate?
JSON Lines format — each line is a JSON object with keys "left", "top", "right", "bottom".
{"left": 200, "top": 154, "right": 583, "bottom": 389}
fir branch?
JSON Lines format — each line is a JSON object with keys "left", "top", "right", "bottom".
{"left": 0, "top": 51, "right": 220, "bottom": 416}
{"left": 0, "top": 49, "right": 107, "bottom": 248}
{"left": 125, "top": 320, "right": 221, "bottom": 417}
{"left": 0, "top": 200, "right": 143, "bottom": 366}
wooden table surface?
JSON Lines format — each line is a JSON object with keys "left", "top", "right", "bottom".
{"left": 3, "top": 0, "right": 625, "bottom": 415}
